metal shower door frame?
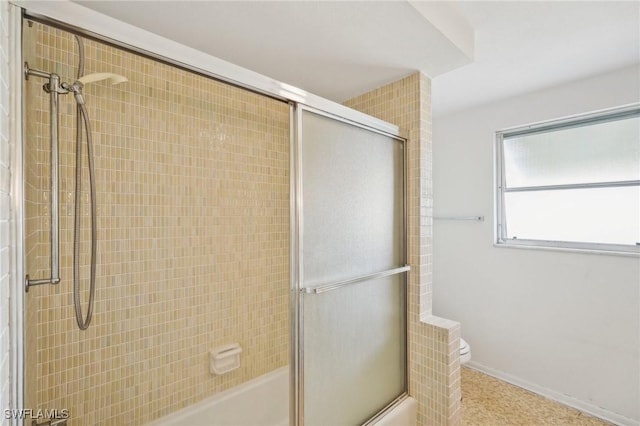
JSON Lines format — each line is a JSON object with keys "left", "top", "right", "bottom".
{"left": 290, "top": 103, "right": 410, "bottom": 426}
{"left": 8, "top": 4, "right": 26, "bottom": 424}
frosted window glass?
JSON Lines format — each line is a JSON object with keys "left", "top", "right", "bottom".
{"left": 301, "top": 111, "right": 404, "bottom": 286}
{"left": 504, "top": 116, "right": 640, "bottom": 187}
{"left": 504, "top": 186, "right": 640, "bottom": 245}
{"left": 302, "top": 275, "right": 406, "bottom": 426}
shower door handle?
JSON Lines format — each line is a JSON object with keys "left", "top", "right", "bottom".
{"left": 301, "top": 265, "right": 411, "bottom": 295}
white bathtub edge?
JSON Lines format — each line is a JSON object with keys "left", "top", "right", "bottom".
{"left": 367, "top": 396, "right": 417, "bottom": 426}
{"left": 147, "top": 366, "right": 289, "bottom": 426}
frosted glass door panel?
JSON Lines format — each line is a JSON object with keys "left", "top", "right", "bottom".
{"left": 302, "top": 275, "right": 406, "bottom": 426}
{"left": 301, "top": 111, "right": 404, "bottom": 286}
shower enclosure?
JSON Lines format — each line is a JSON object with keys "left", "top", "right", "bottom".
{"left": 21, "top": 15, "right": 408, "bottom": 426}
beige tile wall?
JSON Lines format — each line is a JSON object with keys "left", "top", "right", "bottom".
{"left": 24, "top": 22, "right": 290, "bottom": 425}
{"left": 345, "top": 73, "right": 462, "bottom": 426}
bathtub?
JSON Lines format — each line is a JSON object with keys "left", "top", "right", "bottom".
{"left": 150, "top": 366, "right": 416, "bottom": 426}
{"left": 149, "top": 367, "right": 288, "bottom": 426}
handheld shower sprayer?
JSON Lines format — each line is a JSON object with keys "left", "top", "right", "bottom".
{"left": 61, "top": 81, "right": 86, "bottom": 105}
{"left": 24, "top": 35, "right": 127, "bottom": 331}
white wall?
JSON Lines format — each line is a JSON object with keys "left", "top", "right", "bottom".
{"left": 433, "top": 65, "right": 640, "bottom": 425}
{"left": 0, "top": 1, "right": 13, "bottom": 425}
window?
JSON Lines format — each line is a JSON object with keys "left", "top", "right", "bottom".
{"left": 496, "top": 104, "right": 640, "bottom": 254}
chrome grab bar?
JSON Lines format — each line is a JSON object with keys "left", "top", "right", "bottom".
{"left": 434, "top": 215, "right": 484, "bottom": 221}
{"left": 301, "top": 265, "right": 411, "bottom": 295}
{"left": 25, "top": 63, "right": 65, "bottom": 292}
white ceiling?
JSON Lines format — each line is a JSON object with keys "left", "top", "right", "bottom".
{"left": 73, "top": 1, "right": 640, "bottom": 117}
{"left": 434, "top": 1, "right": 640, "bottom": 116}
{"left": 73, "top": 1, "right": 473, "bottom": 101}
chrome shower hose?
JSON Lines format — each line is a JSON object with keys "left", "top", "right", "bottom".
{"left": 72, "top": 35, "right": 96, "bottom": 330}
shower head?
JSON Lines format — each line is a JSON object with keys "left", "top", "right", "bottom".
{"left": 63, "top": 72, "right": 127, "bottom": 106}
{"left": 78, "top": 72, "right": 128, "bottom": 86}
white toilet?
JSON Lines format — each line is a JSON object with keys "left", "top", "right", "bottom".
{"left": 460, "top": 338, "right": 471, "bottom": 364}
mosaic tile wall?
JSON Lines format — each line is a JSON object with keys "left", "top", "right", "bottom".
{"left": 345, "top": 73, "right": 462, "bottom": 426}
{"left": 23, "top": 22, "right": 290, "bottom": 425}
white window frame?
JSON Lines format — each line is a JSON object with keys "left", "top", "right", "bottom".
{"left": 495, "top": 103, "right": 640, "bottom": 255}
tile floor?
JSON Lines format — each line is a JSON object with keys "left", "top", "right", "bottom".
{"left": 461, "top": 367, "right": 612, "bottom": 426}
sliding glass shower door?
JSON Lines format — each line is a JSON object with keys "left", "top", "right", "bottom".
{"left": 292, "top": 107, "right": 408, "bottom": 425}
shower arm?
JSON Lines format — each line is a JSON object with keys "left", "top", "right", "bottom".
{"left": 24, "top": 63, "right": 69, "bottom": 292}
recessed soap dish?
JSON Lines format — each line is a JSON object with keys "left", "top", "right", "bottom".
{"left": 210, "top": 343, "right": 242, "bottom": 375}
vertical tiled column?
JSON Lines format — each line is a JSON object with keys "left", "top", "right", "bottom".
{"left": 345, "top": 73, "right": 461, "bottom": 425}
